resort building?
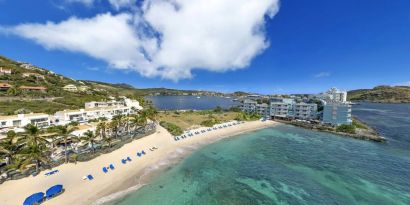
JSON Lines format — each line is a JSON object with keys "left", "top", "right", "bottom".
{"left": 241, "top": 99, "right": 257, "bottom": 113}
{"left": 0, "top": 113, "right": 50, "bottom": 129}
{"left": 293, "top": 103, "right": 318, "bottom": 120}
{"left": 269, "top": 98, "right": 295, "bottom": 119}
{"left": 256, "top": 103, "right": 270, "bottom": 118}
{"left": 321, "top": 87, "right": 347, "bottom": 102}
{"left": 63, "top": 84, "right": 78, "bottom": 92}
{"left": 322, "top": 102, "right": 352, "bottom": 125}
{"left": 54, "top": 106, "right": 135, "bottom": 125}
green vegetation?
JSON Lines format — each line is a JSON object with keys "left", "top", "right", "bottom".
{"left": 160, "top": 121, "right": 183, "bottom": 136}
{"left": 348, "top": 85, "right": 410, "bottom": 103}
{"left": 158, "top": 109, "right": 241, "bottom": 130}
{"left": 352, "top": 118, "right": 368, "bottom": 130}
{"left": 0, "top": 100, "right": 72, "bottom": 115}
{"left": 234, "top": 112, "right": 261, "bottom": 121}
{"left": 200, "top": 117, "right": 221, "bottom": 127}
{"left": 336, "top": 124, "right": 356, "bottom": 134}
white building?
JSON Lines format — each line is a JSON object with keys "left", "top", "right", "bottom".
{"left": 321, "top": 87, "right": 347, "bottom": 102}
{"left": 322, "top": 102, "right": 352, "bottom": 125}
{"left": 63, "top": 84, "right": 78, "bottom": 92}
{"left": 0, "top": 67, "right": 12, "bottom": 75}
{"left": 0, "top": 113, "right": 50, "bottom": 129}
{"left": 85, "top": 98, "right": 142, "bottom": 110}
{"left": 294, "top": 103, "right": 318, "bottom": 120}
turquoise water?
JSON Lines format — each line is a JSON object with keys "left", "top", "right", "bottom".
{"left": 113, "top": 104, "right": 410, "bottom": 205}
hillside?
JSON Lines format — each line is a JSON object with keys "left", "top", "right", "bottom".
{"left": 348, "top": 86, "right": 410, "bottom": 103}
{"left": 0, "top": 55, "right": 227, "bottom": 115}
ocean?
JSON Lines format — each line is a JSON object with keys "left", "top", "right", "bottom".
{"left": 111, "top": 103, "right": 410, "bottom": 205}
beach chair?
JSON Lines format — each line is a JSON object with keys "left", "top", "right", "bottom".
{"left": 142, "top": 150, "right": 146, "bottom": 155}
{"left": 103, "top": 167, "right": 108, "bottom": 173}
{"left": 109, "top": 164, "right": 115, "bottom": 170}
{"left": 121, "top": 159, "right": 127, "bottom": 164}
{"left": 137, "top": 152, "right": 142, "bottom": 157}
{"left": 87, "top": 175, "right": 94, "bottom": 180}
{"left": 127, "top": 157, "right": 132, "bottom": 161}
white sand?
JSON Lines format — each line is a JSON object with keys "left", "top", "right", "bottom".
{"left": 0, "top": 120, "right": 277, "bottom": 205}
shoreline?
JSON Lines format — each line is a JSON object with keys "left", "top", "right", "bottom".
{"left": 273, "top": 119, "right": 386, "bottom": 142}
{"left": 0, "top": 120, "right": 277, "bottom": 205}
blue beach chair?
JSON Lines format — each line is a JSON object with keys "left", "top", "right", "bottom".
{"left": 102, "top": 167, "right": 108, "bottom": 173}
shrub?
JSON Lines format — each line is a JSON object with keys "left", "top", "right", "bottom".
{"left": 160, "top": 121, "right": 183, "bottom": 136}
{"left": 336, "top": 124, "right": 356, "bottom": 134}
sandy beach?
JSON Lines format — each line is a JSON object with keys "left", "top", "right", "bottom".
{"left": 0, "top": 120, "right": 277, "bottom": 205}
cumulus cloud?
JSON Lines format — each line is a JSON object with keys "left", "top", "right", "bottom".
{"left": 4, "top": 0, "right": 280, "bottom": 81}
{"left": 314, "top": 72, "right": 331, "bottom": 78}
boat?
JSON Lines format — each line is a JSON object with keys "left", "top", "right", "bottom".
{"left": 196, "top": 96, "right": 201, "bottom": 99}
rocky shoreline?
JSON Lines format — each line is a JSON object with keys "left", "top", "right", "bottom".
{"left": 273, "top": 119, "right": 386, "bottom": 143}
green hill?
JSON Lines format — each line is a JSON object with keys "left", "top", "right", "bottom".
{"left": 0, "top": 55, "right": 227, "bottom": 115}
{"left": 348, "top": 85, "right": 410, "bottom": 103}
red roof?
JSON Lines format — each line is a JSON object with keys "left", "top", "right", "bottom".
{"left": 0, "top": 83, "right": 11, "bottom": 88}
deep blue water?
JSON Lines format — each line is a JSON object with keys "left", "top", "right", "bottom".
{"left": 113, "top": 103, "right": 410, "bottom": 205}
{"left": 145, "top": 96, "right": 238, "bottom": 110}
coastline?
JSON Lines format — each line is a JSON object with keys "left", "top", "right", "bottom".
{"left": 273, "top": 118, "right": 386, "bottom": 142}
{"left": 0, "top": 120, "right": 277, "bottom": 205}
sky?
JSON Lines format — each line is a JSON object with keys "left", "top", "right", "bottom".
{"left": 0, "top": 0, "right": 409, "bottom": 94}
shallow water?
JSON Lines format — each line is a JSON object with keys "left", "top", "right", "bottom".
{"left": 113, "top": 103, "right": 410, "bottom": 205}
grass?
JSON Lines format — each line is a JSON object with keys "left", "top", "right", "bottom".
{"left": 158, "top": 110, "right": 240, "bottom": 130}
{"left": 0, "top": 100, "right": 73, "bottom": 115}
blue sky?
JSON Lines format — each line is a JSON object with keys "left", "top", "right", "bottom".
{"left": 0, "top": 0, "right": 409, "bottom": 94}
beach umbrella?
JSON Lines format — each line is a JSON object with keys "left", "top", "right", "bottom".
{"left": 46, "top": 184, "right": 63, "bottom": 199}
{"left": 23, "top": 192, "right": 44, "bottom": 205}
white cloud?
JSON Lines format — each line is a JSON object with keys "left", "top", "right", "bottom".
{"left": 65, "top": 0, "right": 137, "bottom": 10}
{"left": 108, "top": 0, "right": 137, "bottom": 10}
{"left": 314, "top": 72, "right": 331, "bottom": 78}
{"left": 66, "top": 0, "right": 95, "bottom": 7}
{"left": 393, "top": 81, "right": 410, "bottom": 86}
{"left": 4, "top": 0, "right": 280, "bottom": 81}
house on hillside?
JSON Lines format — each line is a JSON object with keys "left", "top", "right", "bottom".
{"left": 78, "top": 86, "right": 89, "bottom": 92}
{"left": 63, "top": 84, "right": 78, "bottom": 92}
{"left": 22, "top": 72, "right": 45, "bottom": 80}
{"left": 0, "top": 83, "right": 11, "bottom": 91}
{"left": 20, "top": 86, "right": 47, "bottom": 92}
{"left": 0, "top": 67, "right": 11, "bottom": 75}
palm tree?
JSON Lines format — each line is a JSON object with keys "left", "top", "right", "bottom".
{"left": 0, "top": 131, "right": 21, "bottom": 165}
{"left": 80, "top": 130, "right": 97, "bottom": 153}
{"left": 103, "top": 135, "right": 113, "bottom": 148}
{"left": 24, "top": 124, "right": 48, "bottom": 147}
{"left": 55, "top": 125, "right": 78, "bottom": 163}
{"left": 18, "top": 124, "right": 50, "bottom": 172}
{"left": 96, "top": 121, "right": 107, "bottom": 140}
{"left": 109, "top": 118, "right": 120, "bottom": 139}
{"left": 19, "top": 142, "right": 49, "bottom": 173}
{"left": 130, "top": 114, "right": 147, "bottom": 134}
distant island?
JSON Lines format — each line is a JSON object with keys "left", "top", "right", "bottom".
{"left": 348, "top": 85, "right": 410, "bottom": 103}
